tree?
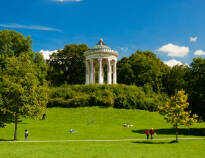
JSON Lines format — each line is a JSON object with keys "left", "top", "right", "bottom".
{"left": 47, "top": 44, "right": 88, "bottom": 85}
{"left": 117, "top": 50, "right": 169, "bottom": 91}
{"left": 158, "top": 90, "right": 198, "bottom": 141}
{"left": 33, "top": 52, "right": 48, "bottom": 85}
{"left": 0, "top": 30, "right": 32, "bottom": 57}
{"left": 163, "top": 65, "right": 189, "bottom": 96}
{"left": 0, "top": 54, "right": 48, "bottom": 140}
{"left": 187, "top": 58, "right": 205, "bottom": 120}
{"left": 117, "top": 57, "right": 135, "bottom": 85}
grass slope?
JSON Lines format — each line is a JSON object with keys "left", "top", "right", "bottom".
{"left": 1, "top": 107, "right": 205, "bottom": 141}
{"left": 0, "top": 107, "right": 205, "bottom": 158}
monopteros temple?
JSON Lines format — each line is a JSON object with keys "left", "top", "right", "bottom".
{"left": 84, "top": 39, "right": 118, "bottom": 84}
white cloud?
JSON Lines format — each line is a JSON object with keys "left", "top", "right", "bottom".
{"left": 190, "top": 36, "right": 198, "bottom": 42}
{"left": 163, "top": 59, "right": 187, "bottom": 67}
{"left": 0, "top": 24, "right": 61, "bottom": 32}
{"left": 194, "top": 50, "right": 205, "bottom": 56}
{"left": 158, "top": 43, "right": 189, "bottom": 58}
{"left": 40, "top": 50, "right": 58, "bottom": 60}
{"left": 54, "top": 0, "right": 83, "bottom": 2}
{"left": 120, "top": 47, "right": 129, "bottom": 51}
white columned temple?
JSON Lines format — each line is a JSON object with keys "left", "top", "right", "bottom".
{"left": 84, "top": 38, "right": 118, "bottom": 85}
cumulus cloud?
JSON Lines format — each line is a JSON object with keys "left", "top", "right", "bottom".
{"left": 0, "top": 23, "right": 61, "bottom": 32}
{"left": 54, "top": 0, "right": 83, "bottom": 2}
{"left": 158, "top": 43, "right": 189, "bottom": 58}
{"left": 190, "top": 36, "right": 198, "bottom": 42}
{"left": 194, "top": 50, "right": 205, "bottom": 56}
{"left": 40, "top": 50, "right": 58, "bottom": 60}
{"left": 163, "top": 59, "right": 186, "bottom": 67}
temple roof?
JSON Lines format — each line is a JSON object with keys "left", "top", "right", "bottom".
{"left": 84, "top": 38, "right": 118, "bottom": 57}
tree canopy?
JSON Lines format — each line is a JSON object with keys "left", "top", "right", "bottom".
{"left": 0, "top": 30, "right": 32, "bottom": 57}
{"left": 158, "top": 90, "right": 198, "bottom": 141}
{"left": 47, "top": 44, "right": 88, "bottom": 86}
{"left": 117, "top": 50, "right": 169, "bottom": 91}
{"left": 0, "top": 30, "right": 48, "bottom": 140}
{"left": 0, "top": 54, "right": 48, "bottom": 140}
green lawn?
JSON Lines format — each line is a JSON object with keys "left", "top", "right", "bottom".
{"left": 0, "top": 140, "right": 205, "bottom": 158}
{"left": 0, "top": 107, "right": 205, "bottom": 158}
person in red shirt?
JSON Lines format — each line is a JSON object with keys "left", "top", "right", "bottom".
{"left": 146, "top": 129, "right": 150, "bottom": 140}
{"left": 150, "top": 128, "right": 155, "bottom": 140}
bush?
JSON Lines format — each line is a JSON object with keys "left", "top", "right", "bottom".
{"left": 48, "top": 84, "right": 167, "bottom": 111}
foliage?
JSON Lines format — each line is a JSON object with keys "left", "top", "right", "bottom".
{"left": 187, "top": 57, "right": 205, "bottom": 120}
{"left": 48, "top": 84, "right": 167, "bottom": 111}
{"left": 163, "top": 65, "right": 189, "bottom": 96}
{"left": 33, "top": 52, "right": 48, "bottom": 85}
{"left": 117, "top": 57, "right": 135, "bottom": 85}
{"left": 47, "top": 44, "right": 88, "bottom": 86}
{"left": 0, "top": 54, "right": 48, "bottom": 140}
{"left": 117, "top": 50, "right": 169, "bottom": 92}
{"left": 158, "top": 90, "right": 198, "bottom": 141}
{"left": 0, "top": 30, "right": 32, "bottom": 57}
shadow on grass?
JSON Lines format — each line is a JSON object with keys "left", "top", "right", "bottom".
{"left": 132, "top": 128, "right": 205, "bottom": 136}
{"left": 0, "top": 139, "right": 14, "bottom": 141}
{"left": 132, "top": 140, "right": 178, "bottom": 144}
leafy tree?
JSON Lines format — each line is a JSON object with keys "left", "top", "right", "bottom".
{"left": 117, "top": 57, "right": 135, "bottom": 85}
{"left": 117, "top": 51, "right": 169, "bottom": 91}
{"left": 0, "top": 30, "right": 32, "bottom": 57}
{"left": 0, "top": 30, "right": 47, "bottom": 85}
{"left": 163, "top": 65, "right": 189, "bottom": 96}
{"left": 187, "top": 57, "right": 205, "bottom": 120}
{"left": 33, "top": 52, "right": 48, "bottom": 85}
{"left": 158, "top": 90, "right": 198, "bottom": 141}
{"left": 0, "top": 54, "right": 48, "bottom": 140}
{"left": 47, "top": 44, "right": 88, "bottom": 85}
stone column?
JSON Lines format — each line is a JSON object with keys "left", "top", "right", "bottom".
{"left": 107, "top": 59, "right": 112, "bottom": 84}
{"left": 113, "top": 60, "right": 117, "bottom": 84}
{"left": 93, "top": 61, "right": 96, "bottom": 84}
{"left": 85, "top": 60, "right": 89, "bottom": 84}
{"left": 90, "top": 59, "right": 94, "bottom": 84}
{"left": 98, "top": 58, "right": 103, "bottom": 84}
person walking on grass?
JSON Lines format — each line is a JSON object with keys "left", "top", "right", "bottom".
{"left": 150, "top": 128, "right": 155, "bottom": 140}
{"left": 25, "top": 129, "right": 29, "bottom": 141}
{"left": 146, "top": 129, "right": 150, "bottom": 140}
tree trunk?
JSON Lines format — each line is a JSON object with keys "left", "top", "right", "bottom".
{"left": 176, "top": 123, "right": 178, "bottom": 142}
{"left": 14, "top": 115, "right": 18, "bottom": 141}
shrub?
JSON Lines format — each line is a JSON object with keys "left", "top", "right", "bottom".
{"left": 48, "top": 84, "right": 167, "bottom": 111}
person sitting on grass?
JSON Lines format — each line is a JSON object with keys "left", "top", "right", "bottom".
{"left": 0, "top": 123, "right": 6, "bottom": 128}
{"left": 70, "top": 129, "right": 74, "bottom": 133}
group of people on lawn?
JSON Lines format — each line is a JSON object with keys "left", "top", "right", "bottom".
{"left": 146, "top": 128, "right": 156, "bottom": 140}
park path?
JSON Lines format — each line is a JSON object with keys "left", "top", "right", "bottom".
{"left": 0, "top": 138, "right": 204, "bottom": 143}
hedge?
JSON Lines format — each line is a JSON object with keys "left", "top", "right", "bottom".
{"left": 48, "top": 84, "right": 167, "bottom": 112}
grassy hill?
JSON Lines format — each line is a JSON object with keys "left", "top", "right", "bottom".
{"left": 1, "top": 107, "right": 205, "bottom": 158}
{"left": 1, "top": 107, "right": 205, "bottom": 141}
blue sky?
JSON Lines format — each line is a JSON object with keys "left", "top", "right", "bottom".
{"left": 0, "top": 0, "right": 205, "bottom": 66}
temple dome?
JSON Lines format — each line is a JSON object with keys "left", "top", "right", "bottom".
{"left": 84, "top": 38, "right": 118, "bottom": 57}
